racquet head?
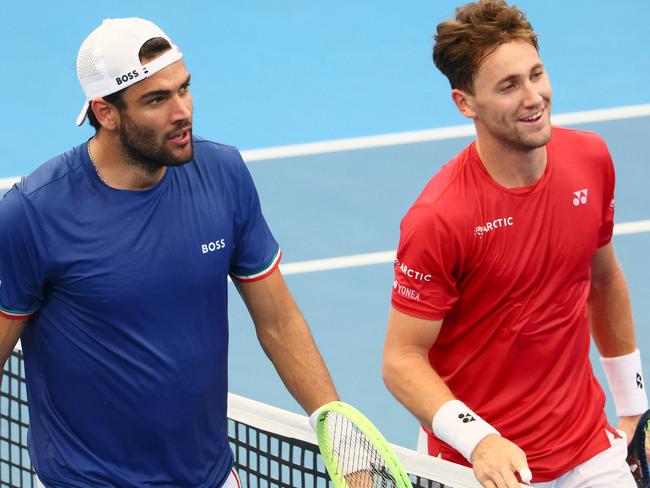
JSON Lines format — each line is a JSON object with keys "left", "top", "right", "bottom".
{"left": 314, "top": 401, "right": 412, "bottom": 488}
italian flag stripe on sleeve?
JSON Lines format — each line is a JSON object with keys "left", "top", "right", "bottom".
{"left": 0, "top": 306, "right": 35, "bottom": 320}
{"left": 232, "top": 249, "right": 283, "bottom": 283}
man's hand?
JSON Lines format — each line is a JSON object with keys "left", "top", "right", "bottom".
{"left": 470, "top": 434, "right": 531, "bottom": 487}
{"left": 618, "top": 415, "right": 642, "bottom": 445}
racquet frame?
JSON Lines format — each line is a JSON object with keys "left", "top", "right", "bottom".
{"left": 314, "top": 401, "right": 412, "bottom": 488}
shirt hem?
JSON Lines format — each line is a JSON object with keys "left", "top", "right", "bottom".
{"left": 231, "top": 249, "right": 282, "bottom": 283}
{"left": 0, "top": 307, "right": 34, "bottom": 320}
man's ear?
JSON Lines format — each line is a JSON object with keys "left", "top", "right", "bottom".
{"left": 90, "top": 99, "right": 120, "bottom": 131}
{"left": 451, "top": 88, "right": 477, "bottom": 120}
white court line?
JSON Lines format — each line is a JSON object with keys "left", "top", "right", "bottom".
{"left": 0, "top": 176, "right": 20, "bottom": 188}
{"left": 614, "top": 219, "right": 650, "bottom": 235}
{"left": 280, "top": 219, "right": 650, "bottom": 276}
{"left": 1, "top": 104, "right": 650, "bottom": 186}
{"left": 280, "top": 250, "right": 396, "bottom": 275}
{"left": 241, "top": 103, "right": 650, "bottom": 162}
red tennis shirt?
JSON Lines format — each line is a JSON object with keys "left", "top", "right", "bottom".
{"left": 391, "top": 127, "right": 617, "bottom": 481}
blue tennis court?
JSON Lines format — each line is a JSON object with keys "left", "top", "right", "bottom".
{"left": 2, "top": 0, "right": 649, "bottom": 453}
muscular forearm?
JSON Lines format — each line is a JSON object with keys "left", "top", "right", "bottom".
{"left": 382, "top": 309, "right": 455, "bottom": 426}
{"left": 382, "top": 343, "right": 455, "bottom": 426}
{"left": 382, "top": 309, "right": 531, "bottom": 483}
{"left": 382, "top": 336, "right": 533, "bottom": 483}
{"left": 589, "top": 255, "right": 647, "bottom": 429}
{"left": 238, "top": 269, "right": 338, "bottom": 414}
{"left": 589, "top": 263, "right": 636, "bottom": 357}
{"left": 256, "top": 310, "right": 338, "bottom": 414}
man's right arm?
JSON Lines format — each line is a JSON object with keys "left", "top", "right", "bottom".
{"left": 0, "top": 315, "right": 26, "bottom": 384}
{"left": 382, "top": 306, "right": 529, "bottom": 488}
{"left": 382, "top": 307, "right": 454, "bottom": 422}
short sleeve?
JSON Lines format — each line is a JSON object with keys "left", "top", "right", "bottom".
{"left": 391, "top": 207, "right": 460, "bottom": 321}
{"left": 598, "top": 146, "right": 615, "bottom": 247}
{"left": 0, "top": 187, "right": 46, "bottom": 319}
{"left": 229, "top": 156, "right": 281, "bottom": 282}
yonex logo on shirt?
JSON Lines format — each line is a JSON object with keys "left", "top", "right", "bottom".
{"left": 393, "top": 281, "right": 421, "bottom": 302}
{"left": 473, "top": 216, "right": 514, "bottom": 237}
{"left": 572, "top": 188, "right": 588, "bottom": 206}
{"left": 637, "top": 372, "right": 644, "bottom": 389}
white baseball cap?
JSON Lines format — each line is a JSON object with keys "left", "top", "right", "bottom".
{"left": 75, "top": 18, "right": 183, "bottom": 126}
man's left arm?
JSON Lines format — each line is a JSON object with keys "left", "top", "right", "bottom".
{"left": 589, "top": 242, "right": 645, "bottom": 441}
{"left": 235, "top": 268, "right": 338, "bottom": 415}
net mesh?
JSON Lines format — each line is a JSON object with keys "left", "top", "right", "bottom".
{"left": 1, "top": 350, "right": 35, "bottom": 487}
{"left": 1, "top": 349, "right": 482, "bottom": 488}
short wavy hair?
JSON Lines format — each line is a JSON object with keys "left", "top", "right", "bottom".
{"left": 433, "top": 0, "right": 538, "bottom": 93}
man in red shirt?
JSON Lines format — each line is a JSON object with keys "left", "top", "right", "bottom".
{"left": 382, "top": 1, "right": 646, "bottom": 487}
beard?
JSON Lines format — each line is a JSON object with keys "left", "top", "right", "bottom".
{"left": 476, "top": 97, "right": 553, "bottom": 153}
{"left": 118, "top": 112, "right": 194, "bottom": 176}
{"left": 494, "top": 104, "right": 552, "bottom": 151}
{"left": 500, "top": 123, "right": 551, "bottom": 151}
{"left": 507, "top": 115, "right": 551, "bottom": 149}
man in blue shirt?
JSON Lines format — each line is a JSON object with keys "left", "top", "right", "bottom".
{"left": 0, "top": 18, "right": 338, "bottom": 487}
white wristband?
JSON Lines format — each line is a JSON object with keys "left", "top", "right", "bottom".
{"left": 432, "top": 400, "right": 500, "bottom": 462}
{"left": 600, "top": 349, "right": 648, "bottom": 417}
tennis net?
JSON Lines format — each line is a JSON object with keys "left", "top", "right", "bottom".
{"left": 2, "top": 349, "right": 489, "bottom": 488}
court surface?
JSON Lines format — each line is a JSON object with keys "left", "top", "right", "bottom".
{"left": 1, "top": 1, "right": 649, "bottom": 449}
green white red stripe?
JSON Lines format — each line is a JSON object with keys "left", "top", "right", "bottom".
{"left": 0, "top": 306, "right": 35, "bottom": 320}
{"left": 232, "top": 249, "right": 282, "bottom": 282}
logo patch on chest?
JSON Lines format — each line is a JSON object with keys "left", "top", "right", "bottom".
{"left": 473, "top": 216, "right": 514, "bottom": 238}
{"left": 572, "top": 188, "right": 588, "bottom": 206}
{"left": 201, "top": 239, "right": 226, "bottom": 254}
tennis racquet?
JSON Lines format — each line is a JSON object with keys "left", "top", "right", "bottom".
{"left": 628, "top": 409, "right": 650, "bottom": 487}
{"left": 313, "top": 401, "right": 412, "bottom": 488}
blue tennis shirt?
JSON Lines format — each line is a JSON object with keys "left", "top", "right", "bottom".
{"left": 0, "top": 137, "right": 280, "bottom": 487}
